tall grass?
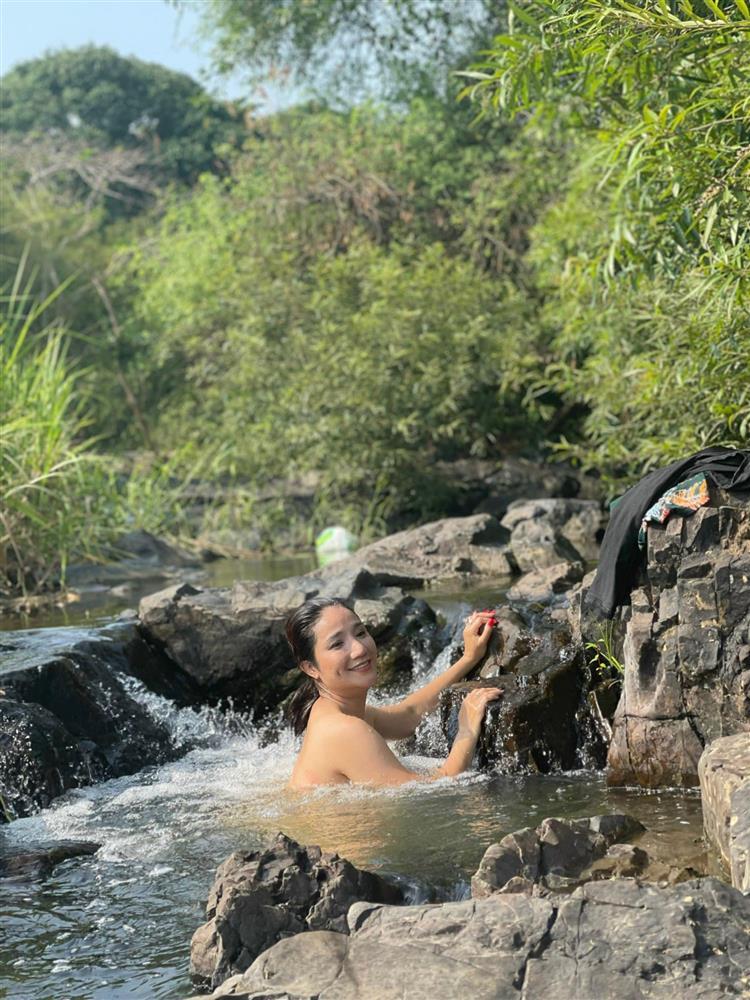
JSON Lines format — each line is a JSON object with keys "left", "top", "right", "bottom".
{"left": 0, "top": 259, "right": 116, "bottom": 593}
{"left": 0, "top": 258, "right": 237, "bottom": 596}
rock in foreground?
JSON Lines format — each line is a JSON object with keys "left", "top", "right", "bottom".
{"left": 191, "top": 877, "right": 750, "bottom": 1000}
{"left": 699, "top": 733, "right": 750, "bottom": 892}
{"left": 190, "top": 832, "right": 403, "bottom": 991}
{"left": 471, "top": 814, "right": 645, "bottom": 897}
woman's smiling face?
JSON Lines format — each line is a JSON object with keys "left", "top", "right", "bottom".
{"left": 303, "top": 604, "right": 378, "bottom": 694}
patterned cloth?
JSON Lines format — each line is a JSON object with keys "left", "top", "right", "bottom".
{"left": 637, "top": 473, "right": 709, "bottom": 548}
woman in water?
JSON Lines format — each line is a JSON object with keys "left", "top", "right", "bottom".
{"left": 286, "top": 597, "right": 502, "bottom": 788}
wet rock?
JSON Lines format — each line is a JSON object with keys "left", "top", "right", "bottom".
{"left": 506, "top": 560, "right": 584, "bottom": 606}
{"left": 501, "top": 498, "right": 606, "bottom": 573}
{"left": 191, "top": 877, "right": 750, "bottom": 1000}
{"left": 699, "top": 733, "right": 750, "bottom": 892}
{"left": 139, "top": 568, "right": 437, "bottom": 714}
{"left": 0, "top": 840, "right": 99, "bottom": 878}
{"left": 437, "top": 610, "right": 605, "bottom": 772}
{"left": 0, "top": 624, "right": 183, "bottom": 819}
{"left": 471, "top": 814, "right": 645, "bottom": 897}
{"left": 2, "top": 647, "right": 177, "bottom": 777}
{"left": 607, "top": 503, "right": 750, "bottom": 788}
{"left": 330, "top": 513, "right": 515, "bottom": 584}
{"left": 190, "top": 832, "right": 403, "bottom": 991}
{"left": 0, "top": 698, "right": 90, "bottom": 819}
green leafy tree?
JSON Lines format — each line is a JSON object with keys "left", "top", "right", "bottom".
{"left": 0, "top": 46, "right": 245, "bottom": 185}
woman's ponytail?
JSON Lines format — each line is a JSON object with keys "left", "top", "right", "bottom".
{"left": 287, "top": 675, "right": 319, "bottom": 736}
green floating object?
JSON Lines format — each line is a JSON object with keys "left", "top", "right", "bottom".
{"left": 315, "top": 525, "right": 357, "bottom": 566}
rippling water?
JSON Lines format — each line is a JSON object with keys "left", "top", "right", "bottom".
{"left": 0, "top": 572, "right": 708, "bottom": 1000}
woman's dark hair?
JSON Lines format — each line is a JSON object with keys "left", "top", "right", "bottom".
{"left": 285, "top": 596, "right": 353, "bottom": 736}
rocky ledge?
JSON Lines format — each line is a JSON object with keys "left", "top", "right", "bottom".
{"left": 190, "top": 833, "right": 403, "bottom": 991}
{"left": 699, "top": 733, "right": 750, "bottom": 892}
{"left": 138, "top": 564, "right": 437, "bottom": 716}
{"left": 189, "top": 874, "right": 750, "bottom": 1000}
{"left": 606, "top": 502, "right": 750, "bottom": 788}
{"left": 0, "top": 624, "right": 184, "bottom": 820}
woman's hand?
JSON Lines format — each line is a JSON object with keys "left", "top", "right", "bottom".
{"left": 462, "top": 610, "right": 496, "bottom": 667}
{"left": 457, "top": 685, "right": 503, "bottom": 738}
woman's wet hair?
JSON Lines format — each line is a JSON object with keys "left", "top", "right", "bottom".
{"left": 285, "top": 596, "right": 353, "bottom": 735}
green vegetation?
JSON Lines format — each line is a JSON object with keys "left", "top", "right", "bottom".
{"left": 462, "top": 0, "right": 750, "bottom": 481}
{"left": 1, "top": 3, "right": 748, "bottom": 595}
{"left": 0, "top": 46, "right": 244, "bottom": 185}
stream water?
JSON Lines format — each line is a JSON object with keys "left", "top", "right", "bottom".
{"left": 0, "top": 560, "right": 708, "bottom": 1000}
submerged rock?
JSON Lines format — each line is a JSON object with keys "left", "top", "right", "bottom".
{"left": 471, "top": 814, "right": 646, "bottom": 897}
{"left": 138, "top": 567, "right": 437, "bottom": 714}
{"left": 190, "top": 877, "right": 750, "bottom": 1000}
{"left": 0, "top": 839, "right": 99, "bottom": 879}
{"left": 699, "top": 733, "right": 750, "bottom": 892}
{"left": 607, "top": 502, "right": 750, "bottom": 788}
{"left": 190, "top": 832, "right": 403, "bottom": 991}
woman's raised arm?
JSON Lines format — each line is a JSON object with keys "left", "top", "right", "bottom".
{"left": 338, "top": 684, "right": 503, "bottom": 785}
{"left": 366, "top": 611, "right": 496, "bottom": 740}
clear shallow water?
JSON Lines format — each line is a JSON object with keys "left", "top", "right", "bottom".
{"left": 0, "top": 679, "right": 706, "bottom": 1000}
{"left": 0, "top": 570, "right": 708, "bottom": 1000}
{"left": 0, "top": 554, "right": 317, "bottom": 633}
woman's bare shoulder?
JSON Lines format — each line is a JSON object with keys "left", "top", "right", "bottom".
{"left": 306, "top": 707, "right": 378, "bottom": 742}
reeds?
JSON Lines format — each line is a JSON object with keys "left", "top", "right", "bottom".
{"left": 0, "top": 255, "right": 115, "bottom": 594}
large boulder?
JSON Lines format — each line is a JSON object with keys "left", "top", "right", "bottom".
{"left": 471, "top": 814, "right": 645, "bottom": 897}
{"left": 501, "top": 498, "right": 607, "bottom": 573}
{"left": 435, "top": 608, "right": 606, "bottom": 772}
{"left": 190, "top": 832, "right": 403, "bottom": 991}
{"left": 0, "top": 624, "right": 182, "bottom": 820}
{"left": 332, "top": 513, "right": 516, "bottom": 584}
{"left": 190, "top": 877, "right": 750, "bottom": 1000}
{"left": 138, "top": 567, "right": 437, "bottom": 714}
{"left": 699, "top": 733, "right": 750, "bottom": 892}
{"left": 607, "top": 503, "right": 750, "bottom": 788}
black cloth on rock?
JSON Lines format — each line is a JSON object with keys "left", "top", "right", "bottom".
{"left": 585, "top": 446, "right": 750, "bottom": 618}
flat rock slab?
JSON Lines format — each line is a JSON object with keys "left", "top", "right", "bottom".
{"left": 324, "top": 513, "right": 516, "bottom": 584}
{"left": 699, "top": 733, "right": 750, "bottom": 892}
{"left": 191, "top": 877, "right": 750, "bottom": 999}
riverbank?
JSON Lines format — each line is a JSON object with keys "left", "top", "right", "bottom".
{"left": 1, "top": 487, "right": 748, "bottom": 998}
